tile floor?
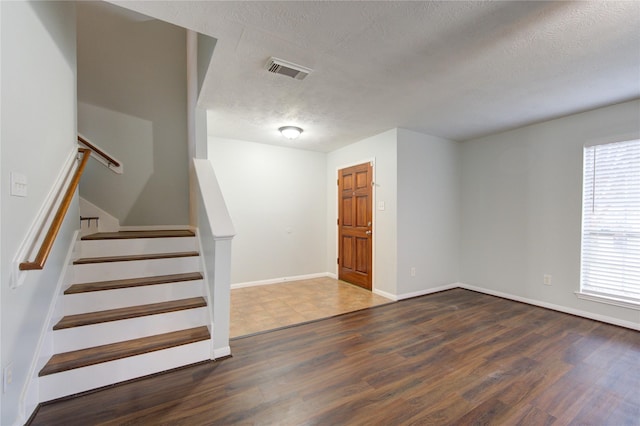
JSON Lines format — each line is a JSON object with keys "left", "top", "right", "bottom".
{"left": 230, "top": 277, "right": 393, "bottom": 338}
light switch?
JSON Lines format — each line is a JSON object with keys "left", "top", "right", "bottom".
{"left": 377, "top": 201, "right": 385, "bottom": 211}
{"left": 10, "top": 172, "right": 27, "bottom": 197}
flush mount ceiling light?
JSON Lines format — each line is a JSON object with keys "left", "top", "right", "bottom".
{"left": 279, "top": 126, "right": 303, "bottom": 140}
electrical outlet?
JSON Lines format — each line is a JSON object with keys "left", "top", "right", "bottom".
{"left": 3, "top": 363, "right": 13, "bottom": 393}
{"left": 543, "top": 274, "right": 552, "bottom": 286}
{"left": 411, "top": 267, "right": 416, "bottom": 277}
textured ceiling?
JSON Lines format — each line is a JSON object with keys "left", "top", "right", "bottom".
{"left": 109, "top": 1, "right": 640, "bottom": 152}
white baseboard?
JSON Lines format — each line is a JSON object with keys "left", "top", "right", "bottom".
{"left": 213, "top": 346, "right": 231, "bottom": 359}
{"left": 380, "top": 282, "right": 638, "bottom": 331}
{"left": 458, "top": 283, "right": 640, "bottom": 331}
{"left": 372, "top": 288, "right": 398, "bottom": 301}
{"left": 395, "top": 283, "right": 459, "bottom": 301}
{"left": 231, "top": 272, "right": 334, "bottom": 289}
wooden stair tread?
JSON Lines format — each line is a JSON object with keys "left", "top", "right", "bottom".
{"left": 53, "top": 297, "right": 207, "bottom": 330}
{"left": 39, "top": 326, "right": 210, "bottom": 376}
{"left": 65, "top": 272, "right": 204, "bottom": 294}
{"left": 73, "top": 251, "right": 199, "bottom": 265}
{"left": 82, "top": 230, "right": 195, "bottom": 240}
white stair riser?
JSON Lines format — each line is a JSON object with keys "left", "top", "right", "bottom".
{"left": 72, "top": 257, "right": 200, "bottom": 283}
{"left": 53, "top": 308, "right": 209, "bottom": 353}
{"left": 63, "top": 280, "right": 204, "bottom": 315}
{"left": 78, "top": 237, "right": 198, "bottom": 258}
{"left": 39, "top": 340, "right": 211, "bottom": 402}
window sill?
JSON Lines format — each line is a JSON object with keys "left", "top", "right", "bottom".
{"left": 575, "top": 291, "right": 640, "bottom": 311}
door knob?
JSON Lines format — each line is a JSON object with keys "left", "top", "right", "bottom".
{"left": 366, "top": 230, "right": 372, "bottom": 235}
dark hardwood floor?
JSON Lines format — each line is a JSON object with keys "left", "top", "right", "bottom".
{"left": 29, "top": 289, "right": 640, "bottom": 425}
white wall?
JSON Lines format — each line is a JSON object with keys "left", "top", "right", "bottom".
{"left": 76, "top": 2, "right": 189, "bottom": 226}
{"left": 197, "top": 33, "right": 217, "bottom": 98}
{"left": 209, "top": 137, "right": 327, "bottom": 284}
{"left": 327, "top": 129, "right": 398, "bottom": 296}
{"left": 1, "top": 2, "right": 78, "bottom": 423}
{"left": 0, "top": 4, "right": 3, "bottom": 415}
{"left": 187, "top": 30, "right": 216, "bottom": 226}
{"left": 397, "top": 129, "right": 460, "bottom": 297}
{"left": 461, "top": 99, "right": 640, "bottom": 326}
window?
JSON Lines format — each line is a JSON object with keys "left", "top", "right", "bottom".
{"left": 579, "top": 139, "right": 640, "bottom": 308}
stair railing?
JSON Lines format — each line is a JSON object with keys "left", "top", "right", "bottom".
{"left": 77, "top": 134, "right": 123, "bottom": 174}
{"left": 19, "top": 148, "right": 91, "bottom": 271}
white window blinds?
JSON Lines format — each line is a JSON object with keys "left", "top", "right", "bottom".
{"left": 580, "top": 139, "right": 640, "bottom": 305}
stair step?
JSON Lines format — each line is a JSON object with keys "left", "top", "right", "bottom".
{"left": 81, "top": 230, "right": 195, "bottom": 240}
{"left": 39, "top": 326, "right": 210, "bottom": 376}
{"left": 53, "top": 297, "right": 207, "bottom": 330}
{"left": 73, "top": 251, "right": 199, "bottom": 265}
{"left": 65, "top": 272, "right": 204, "bottom": 294}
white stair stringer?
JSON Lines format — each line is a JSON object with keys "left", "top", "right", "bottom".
{"left": 53, "top": 307, "right": 209, "bottom": 353}
{"left": 78, "top": 236, "right": 198, "bottom": 258}
{"left": 39, "top": 339, "right": 210, "bottom": 402}
{"left": 37, "top": 229, "right": 214, "bottom": 404}
{"left": 72, "top": 256, "right": 200, "bottom": 283}
{"left": 63, "top": 279, "right": 204, "bottom": 315}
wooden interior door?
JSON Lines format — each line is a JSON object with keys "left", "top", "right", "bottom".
{"left": 338, "top": 162, "right": 373, "bottom": 290}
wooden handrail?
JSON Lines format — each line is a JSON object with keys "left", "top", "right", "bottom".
{"left": 77, "top": 135, "right": 121, "bottom": 168}
{"left": 19, "top": 149, "right": 91, "bottom": 271}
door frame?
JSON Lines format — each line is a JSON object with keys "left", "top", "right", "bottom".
{"left": 334, "top": 157, "right": 376, "bottom": 291}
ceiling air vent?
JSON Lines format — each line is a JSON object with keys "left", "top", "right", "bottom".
{"left": 265, "top": 57, "right": 312, "bottom": 80}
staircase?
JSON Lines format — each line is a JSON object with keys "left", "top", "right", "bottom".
{"left": 38, "top": 229, "right": 212, "bottom": 402}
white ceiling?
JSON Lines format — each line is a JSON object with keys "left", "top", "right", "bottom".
{"left": 110, "top": 1, "right": 640, "bottom": 152}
